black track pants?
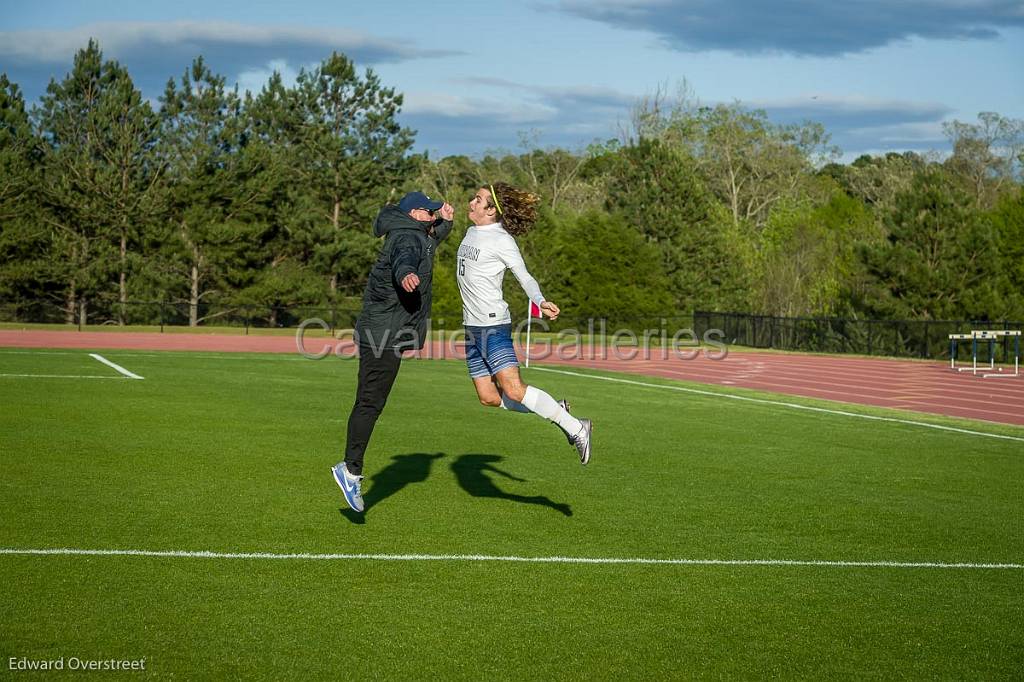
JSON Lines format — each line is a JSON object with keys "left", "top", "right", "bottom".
{"left": 343, "top": 347, "right": 403, "bottom": 475}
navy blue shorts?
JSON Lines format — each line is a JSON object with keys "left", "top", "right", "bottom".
{"left": 464, "top": 324, "right": 520, "bottom": 379}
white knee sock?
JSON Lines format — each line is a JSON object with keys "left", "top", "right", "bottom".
{"left": 521, "top": 385, "right": 583, "bottom": 436}
{"left": 500, "top": 394, "right": 532, "bottom": 413}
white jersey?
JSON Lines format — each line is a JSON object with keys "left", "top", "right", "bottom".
{"left": 456, "top": 222, "right": 545, "bottom": 326}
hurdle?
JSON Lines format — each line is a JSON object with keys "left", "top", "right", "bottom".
{"left": 980, "top": 330, "right": 1020, "bottom": 378}
{"left": 949, "top": 333, "right": 976, "bottom": 371}
{"left": 949, "top": 330, "right": 1021, "bottom": 377}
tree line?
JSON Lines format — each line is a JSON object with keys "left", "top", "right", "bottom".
{"left": 1, "top": 41, "right": 1022, "bottom": 328}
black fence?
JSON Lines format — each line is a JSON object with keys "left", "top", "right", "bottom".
{"left": 693, "top": 310, "right": 1023, "bottom": 361}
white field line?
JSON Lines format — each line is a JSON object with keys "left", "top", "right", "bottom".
{"left": 532, "top": 366, "right": 1024, "bottom": 443}
{"left": 0, "top": 548, "right": 1019, "bottom": 569}
{"left": 88, "top": 353, "right": 144, "bottom": 380}
{"left": 0, "top": 374, "right": 129, "bottom": 379}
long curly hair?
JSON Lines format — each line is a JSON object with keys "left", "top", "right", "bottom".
{"left": 487, "top": 182, "right": 540, "bottom": 237}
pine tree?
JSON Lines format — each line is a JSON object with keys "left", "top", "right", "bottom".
{"left": 35, "top": 40, "right": 159, "bottom": 324}
{"left": 859, "top": 168, "right": 1002, "bottom": 320}
{"left": 602, "top": 138, "right": 749, "bottom": 313}
{"left": 289, "top": 53, "right": 418, "bottom": 301}
{"left": 0, "top": 74, "right": 50, "bottom": 313}
{"left": 158, "top": 57, "right": 273, "bottom": 326}
{"left": 988, "top": 188, "right": 1024, "bottom": 320}
{"left": 532, "top": 210, "right": 675, "bottom": 325}
{"left": 239, "top": 72, "right": 326, "bottom": 324}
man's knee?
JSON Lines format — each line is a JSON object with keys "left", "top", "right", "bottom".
{"left": 479, "top": 394, "right": 502, "bottom": 408}
{"left": 502, "top": 383, "right": 527, "bottom": 403}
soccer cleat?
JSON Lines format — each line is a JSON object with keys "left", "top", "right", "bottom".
{"left": 571, "top": 419, "right": 592, "bottom": 465}
{"left": 331, "top": 461, "right": 365, "bottom": 512}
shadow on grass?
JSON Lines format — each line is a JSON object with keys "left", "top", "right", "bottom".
{"left": 451, "top": 453, "right": 572, "bottom": 517}
{"left": 339, "top": 452, "right": 445, "bottom": 523}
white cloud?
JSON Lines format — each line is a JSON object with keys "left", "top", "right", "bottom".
{"left": 0, "top": 21, "right": 458, "bottom": 65}
{"left": 0, "top": 21, "right": 462, "bottom": 105}
{"left": 849, "top": 121, "right": 948, "bottom": 143}
{"left": 746, "top": 94, "right": 950, "bottom": 117}
{"left": 403, "top": 92, "right": 557, "bottom": 124}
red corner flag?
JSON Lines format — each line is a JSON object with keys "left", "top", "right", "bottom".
{"left": 529, "top": 301, "right": 542, "bottom": 318}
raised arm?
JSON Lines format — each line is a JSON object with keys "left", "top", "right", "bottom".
{"left": 433, "top": 203, "right": 455, "bottom": 242}
{"left": 432, "top": 219, "right": 454, "bottom": 243}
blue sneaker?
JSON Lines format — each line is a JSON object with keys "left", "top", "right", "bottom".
{"left": 332, "top": 462, "right": 364, "bottom": 512}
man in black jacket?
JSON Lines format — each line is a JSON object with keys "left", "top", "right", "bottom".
{"left": 332, "top": 191, "right": 454, "bottom": 513}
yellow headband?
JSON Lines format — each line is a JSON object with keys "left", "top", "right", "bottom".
{"left": 488, "top": 184, "right": 503, "bottom": 215}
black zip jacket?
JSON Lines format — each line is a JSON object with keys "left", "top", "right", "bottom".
{"left": 354, "top": 205, "right": 453, "bottom": 352}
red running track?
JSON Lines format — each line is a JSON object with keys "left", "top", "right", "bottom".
{"left": 2, "top": 329, "right": 1022, "bottom": 427}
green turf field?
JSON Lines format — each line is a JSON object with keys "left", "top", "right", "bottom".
{"left": 1, "top": 348, "right": 1022, "bottom": 678}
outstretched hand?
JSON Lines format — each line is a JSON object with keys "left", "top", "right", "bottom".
{"left": 540, "top": 301, "right": 560, "bottom": 320}
{"left": 438, "top": 202, "right": 455, "bottom": 221}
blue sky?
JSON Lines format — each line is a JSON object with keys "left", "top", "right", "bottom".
{"left": 2, "top": 0, "right": 1022, "bottom": 161}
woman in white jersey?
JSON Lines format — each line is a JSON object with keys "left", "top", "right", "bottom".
{"left": 456, "top": 183, "right": 592, "bottom": 464}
